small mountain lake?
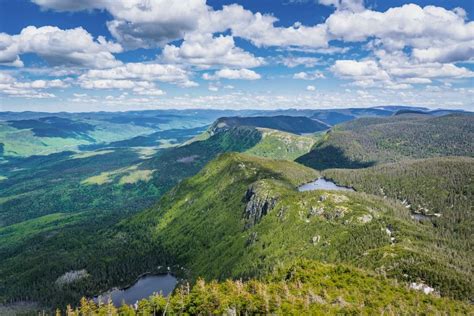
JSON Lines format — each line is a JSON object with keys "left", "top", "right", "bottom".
{"left": 95, "top": 273, "right": 177, "bottom": 306}
{"left": 298, "top": 178, "right": 354, "bottom": 192}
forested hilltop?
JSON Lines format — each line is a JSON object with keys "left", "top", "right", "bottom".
{"left": 209, "top": 115, "right": 329, "bottom": 135}
{"left": 297, "top": 113, "right": 474, "bottom": 170}
{"left": 107, "top": 153, "right": 473, "bottom": 299}
{"left": 0, "top": 109, "right": 472, "bottom": 314}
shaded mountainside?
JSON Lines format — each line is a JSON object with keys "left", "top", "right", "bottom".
{"left": 78, "top": 126, "right": 207, "bottom": 150}
{"left": 297, "top": 113, "right": 474, "bottom": 170}
{"left": 210, "top": 115, "right": 329, "bottom": 135}
{"left": 8, "top": 117, "right": 96, "bottom": 140}
{"left": 0, "top": 117, "right": 153, "bottom": 157}
{"left": 311, "top": 108, "right": 393, "bottom": 125}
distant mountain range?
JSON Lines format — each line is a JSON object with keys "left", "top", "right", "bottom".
{"left": 1, "top": 106, "right": 468, "bottom": 158}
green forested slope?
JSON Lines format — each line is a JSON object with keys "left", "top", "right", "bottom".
{"left": 323, "top": 157, "right": 473, "bottom": 223}
{"left": 0, "top": 127, "right": 261, "bottom": 306}
{"left": 323, "top": 157, "right": 473, "bottom": 285}
{"left": 297, "top": 113, "right": 474, "bottom": 170}
{"left": 81, "top": 153, "right": 472, "bottom": 306}
{"left": 1, "top": 124, "right": 318, "bottom": 308}
{"left": 4, "top": 152, "right": 472, "bottom": 309}
{"left": 0, "top": 127, "right": 261, "bottom": 226}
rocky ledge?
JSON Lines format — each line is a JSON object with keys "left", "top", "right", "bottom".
{"left": 243, "top": 183, "right": 278, "bottom": 229}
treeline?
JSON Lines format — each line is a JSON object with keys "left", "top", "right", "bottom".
{"left": 62, "top": 260, "right": 472, "bottom": 315}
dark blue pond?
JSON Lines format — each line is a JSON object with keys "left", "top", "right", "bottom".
{"left": 95, "top": 273, "right": 177, "bottom": 306}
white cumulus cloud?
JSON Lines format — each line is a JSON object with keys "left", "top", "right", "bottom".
{"left": 161, "top": 33, "right": 263, "bottom": 69}
{"left": 203, "top": 68, "right": 261, "bottom": 80}
{"left": 33, "top": 0, "right": 208, "bottom": 49}
{"left": 206, "top": 4, "right": 329, "bottom": 49}
{"left": 79, "top": 62, "right": 197, "bottom": 88}
{"left": 0, "top": 26, "right": 122, "bottom": 68}
{"left": 0, "top": 72, "right": 68, "bottom": 98}
{"left": 318, "top": 0, "right": 365, "bottom": 12}
{"left": 325, "top": 4, "right": 474, "bottom": 60}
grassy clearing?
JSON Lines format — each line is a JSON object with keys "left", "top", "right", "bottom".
{"left": 133, "top": 147, "right": 158, "bottom": 159}
{"left": 119, "top": 170, "right": 155, "bottom": 185}
{"left": 245, "top": 128, "right": 316, "bottom": 160}
{"left": 81, "top": 165, "right": 155, "bottom": 186}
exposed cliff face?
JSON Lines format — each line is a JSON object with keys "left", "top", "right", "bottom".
{"left": 208, "top": 119, "right": 231, "bottom": 136}
{"left": 243, "top": 183, "right": 278, "bottom": 229}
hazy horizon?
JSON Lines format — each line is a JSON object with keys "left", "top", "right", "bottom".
{"left": 1, "top": 105, "right": 470, "bottom": 114}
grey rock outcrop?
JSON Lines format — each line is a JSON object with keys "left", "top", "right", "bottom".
{"left": 243, "top": 184, "right": 277, "bottom": 229}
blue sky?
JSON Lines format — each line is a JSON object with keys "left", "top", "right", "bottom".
{"left": 0, "top": 0, "right": 473, "bottom": 112}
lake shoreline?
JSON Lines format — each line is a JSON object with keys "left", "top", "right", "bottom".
{"left": 298, "top": 177, "right": 355, "bottom": 192}
{"left": 94, "top": 272, "right": 177, "bottom": 306}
